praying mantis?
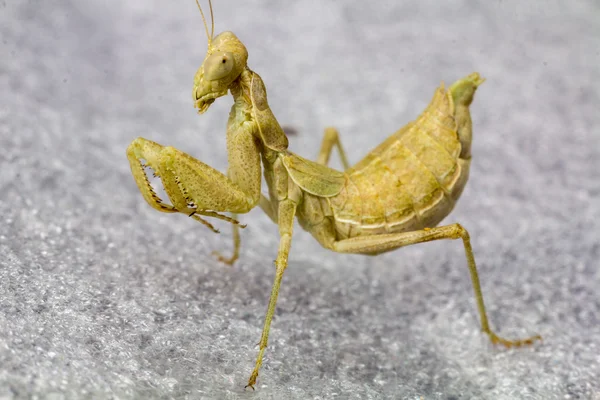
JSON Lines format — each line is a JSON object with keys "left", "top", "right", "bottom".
{"left": 126, "top": 0, "right": 542, "bottom": 389}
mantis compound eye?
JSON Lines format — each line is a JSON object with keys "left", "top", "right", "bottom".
{"left": 204, "top": 52, "right": 235, "bottom": 81}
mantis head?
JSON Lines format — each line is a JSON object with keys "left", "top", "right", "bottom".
{"left": 192, "top": 0, "right": 248, "bottom": 114}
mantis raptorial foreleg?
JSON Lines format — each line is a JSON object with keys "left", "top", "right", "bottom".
{"left": 316, "top": 127, "right": 351, "bottom": 170}
{"left": 128, "top": 139, "right": 256, "bottom": 211}
{"left": 246, "top": 198, "right": 297, "bottom": 389}
{"left": 127, "top": 138, "right": 241, "bottom": 232}
{"left": 126, "top": 138, "right": 180, "bottom": 213}
{"left": 126, "top": 115, "right": 262, "bottom": 238}
{"left": 160, "top": 147, "right": 257, "bottom": 214}
{"left": 333, "top": 223, "right": 542, "bottom": 347}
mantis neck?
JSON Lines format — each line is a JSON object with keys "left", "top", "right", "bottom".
{"left": 231, "top": 67, "right": 289, "bottom": 153}
{"left": 229, "top": 69, "right": 268, "bottom": 152}
{"left": 230, "top": 69, "right": 251, "bottom": 108}
{"left": 229, "top": 68, "right": 291, "bottom": 211}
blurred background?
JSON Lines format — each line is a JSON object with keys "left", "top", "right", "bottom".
{"left": 1, "top": 1, "right": 599, "bottom": 398}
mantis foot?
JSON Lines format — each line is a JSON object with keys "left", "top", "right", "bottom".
{"left": 211, "top": 250, "right": 238, "bottom": 266}
{"left": 486, "top": 330, "right": 542, "bottom": 348}
{"left": 244, "top": 369, "right": 259, "bottom": 391}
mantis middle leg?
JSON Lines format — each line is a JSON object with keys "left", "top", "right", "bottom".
{"left": 246, "top": 198, "right": 297, "bottom": 389}
{"left": 332, "top": 223, "right": 542, "bottom": 347}
{"left": 317, "top": 127, "right": 351, "bottom": 169}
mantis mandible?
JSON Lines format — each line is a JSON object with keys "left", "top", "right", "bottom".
{"left": 126, "top": 1, "right": 542, "bottom": 389}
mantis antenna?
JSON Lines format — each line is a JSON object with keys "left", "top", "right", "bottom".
{"left": 195, "top": 0, "right": 214, "bottom": 47}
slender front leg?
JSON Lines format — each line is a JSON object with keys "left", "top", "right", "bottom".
{"left": 245, "top": 198, "right": 297, "bottom": 390}
{"left": 333, "top": 223, "right": 542, "bottom": 347}
{"left": 212, "top": 216, "right": 241, "bottom": 265}
{"left": 317, "top": 127, "right": 351, "bottom": 170}
{"left": 259, "top": 194, "right": 278, "bottom": 223}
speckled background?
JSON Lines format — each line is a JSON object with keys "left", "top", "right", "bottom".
{"left": 1, "top": 1, "right": 599, "bottom": 399}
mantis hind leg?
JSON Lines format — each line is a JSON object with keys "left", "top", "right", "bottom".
{"left": 332, "top": 223, "right": 542, "bottom": 348}
{"left": 316, "top": 127, "right": 351, "bottom": 170}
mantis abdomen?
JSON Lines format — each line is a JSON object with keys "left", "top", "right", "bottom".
{"left": 302, "top": 74, "right": 483, "bottom": 247}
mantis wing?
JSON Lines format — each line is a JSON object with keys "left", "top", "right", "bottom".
{"left": 282, "top": 152, "right": 345, "bottom": 197}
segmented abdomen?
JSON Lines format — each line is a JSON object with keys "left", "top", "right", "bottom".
{"left": 328, "top": 83, "right": 471, "bottom": 239}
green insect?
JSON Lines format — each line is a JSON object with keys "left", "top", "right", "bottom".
{"left": 126, "top": 0, "right": 541, "bottom": 389}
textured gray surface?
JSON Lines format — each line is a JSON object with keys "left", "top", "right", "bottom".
{"left": 1, "top": 1, "right": 599, "bottom": 399}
